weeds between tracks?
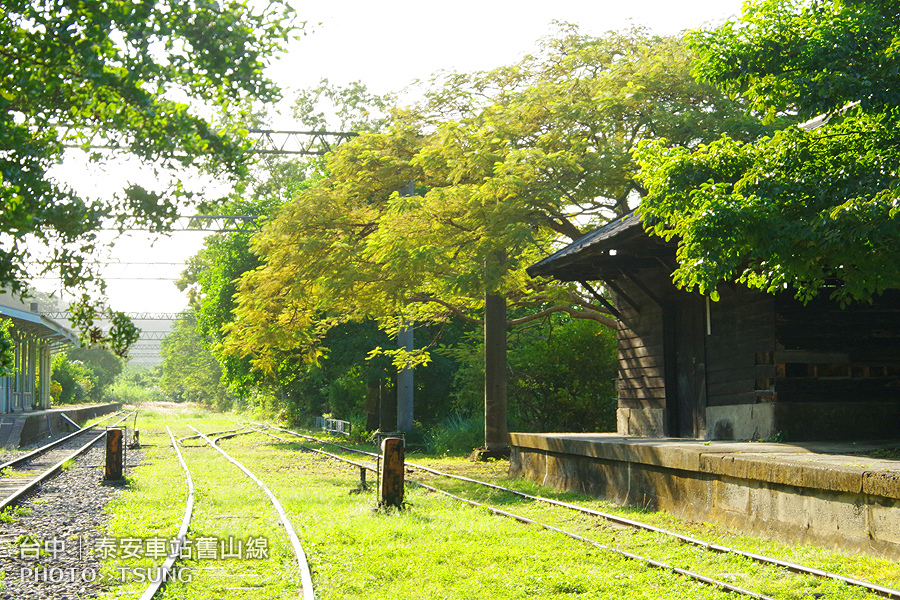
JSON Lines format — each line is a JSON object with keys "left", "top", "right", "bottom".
{"left": 96, "top": 404, "right": 899, "bottom": 600}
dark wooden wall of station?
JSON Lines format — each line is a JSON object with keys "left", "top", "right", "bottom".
{"left": 774, "top": 290, "right": 900, "bottom": 404}
{"left": 706, "top": 288, "right": 776, "bottom": 408}
{"left": 615, "top": 270, "right": 667, "bottom": 419}
{"left": 613, "top": 264, "right": 900, "bottom": 439}
{"left": 615, "top": 268, "right": 779, "bottom": 433}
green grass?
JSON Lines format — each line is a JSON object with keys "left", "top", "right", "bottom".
{"left": 0, "top": 505, "right": 29, "bottom": 524}
{"left": 95, "top": 403, "right": 899, "bottom": 600}
{"left": 97, "top": 405, "right": 299, "bottom": 599}
{"left": 856, "top": 448, "right": 900, "bottom": 460}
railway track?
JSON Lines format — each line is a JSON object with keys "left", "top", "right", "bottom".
{"left": 252, "top": 423, "right": 900, "bottom": 600}
{"left": 0, "top": 410, "right": 135, "bottom": 510}
{"left": 137, "top": 426, "right": 196, "bottom": 600}
{"left": 138, "top": 425, "right": 315, "bottom": 600}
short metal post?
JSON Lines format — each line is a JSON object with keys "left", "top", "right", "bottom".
{"left": 380, "top": 437, "right": 404, "bottom": 508}
{"left": 359, "top": 466, "right": 368, "bottom": 490}
{"left": 105, "top": 428, "right": 124, "bottom": 480}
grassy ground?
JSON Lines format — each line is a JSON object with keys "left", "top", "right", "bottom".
{"left": 94, "top": 403, "right": 899, "bottom": 600}
{"left": 856, "top": 448, "right": 900, "bottom": 460}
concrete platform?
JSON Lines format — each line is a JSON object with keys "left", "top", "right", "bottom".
{"left": 510, "top": 433, "right": 900, "bottom": 559}
{"left": 0, "top": 403, "right": 122, "bottom": 449}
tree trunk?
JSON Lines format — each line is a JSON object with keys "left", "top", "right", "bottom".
{"left": 380, "top": 377, "right": 397, "bottom": 431}
{"left": 483, "top": 292, "right": 508, "bottom": 451}
{"left": 365, "top": 377, "right": 380, "bottom": 431}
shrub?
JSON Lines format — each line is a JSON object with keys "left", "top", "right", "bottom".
{"left": 427, "top": 413, "right": 484, "bottom": 456}
{"left": 106, "top": 380, "right": 167, "bottom": 404}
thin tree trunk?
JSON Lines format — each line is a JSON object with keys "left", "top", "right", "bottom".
{"left": 380, "top": 377, "right": 397, "bottom": 431}
{"left": 365, "top": 377, "right": 380, "bottom": 431}
{"left": 483, "top": 292, "right": 508, "bottom": 451}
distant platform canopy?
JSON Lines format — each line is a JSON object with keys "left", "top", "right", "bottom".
{"left": 0, "top": 302, "right": 78, "bottom": 413}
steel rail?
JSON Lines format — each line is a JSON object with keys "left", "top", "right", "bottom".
{"left": 0, "top": 410, "right": 125, "bottom": 473}
{"left": 187, "top": 425, "right": 315, "bottom": 600}
{"left": 0, "top": 411, "right": 137, "bottom": 510}
{"left": 139, "top": 426, "right": 196, "bottom": 600}
{"left": 411, "top": 480, "right": 777, "bottom": 600}
{"left": 251, "top": 429, "right": 776, "bottom": 600}
{"left": 176, "top": 427, "right": 245, "bottom": 445}
{"left": 257, "top": 423, "right": 900, "bottom": 600}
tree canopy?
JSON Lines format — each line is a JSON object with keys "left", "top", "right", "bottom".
{"left": 65, "top": 346, "right": 124, "bottom": 399}
{"left": 1, "top": 0, "right": 299, "bottom": 349}
{"left": 635, "top": 0, "right": 899, "bottom": 305}
{"left": 159, "top": 312, "right": 233, "bottom": 410}
{"left": 177, "top": 188, "right": 292, "bottom": 397}
{"left": 51, "top": 347, "right": 122, "bottom": 403}
{"left": 224, "top": 26, "right": 772, "bottom": 374}
{"left": 214, "top": 26, "right": 775, "bottom": 449}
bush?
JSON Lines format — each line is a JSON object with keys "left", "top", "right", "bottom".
{"left": 507, "top": 318, "right": 618, "bottom": 432}
{"left": 49, "top": 380, "right": 63, "bottom": 402}
{"left": 106, "top": 380, "right": 167, "bottom": 404}
{"left": 65, "top": 347, "right": 123, "bottom": 401}
{"left": 426, "top": 413, "right": 484, "bottom": 456}
{"left": 51, "top": 354, "right": 95, "bottom": 404}
{"left": 444, "top": 314, "right": 618, "bottom": 433}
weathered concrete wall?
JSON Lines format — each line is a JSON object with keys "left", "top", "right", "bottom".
{"left": 17, "top": 403, "right": 122, "bottom": 447}
{"left": 616, "top": 407, "right": 665, "bottom": 437}
{"left": 510, "top": 433, "right": 900, "bottom": 559}
{"left": 706, "top": 404, "right": 776, "bottom": 441}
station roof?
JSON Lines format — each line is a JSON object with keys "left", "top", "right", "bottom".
{"left": 527, "top": 211, "right": 673, "bottom": 282}
{"left": 0, "top": 304, "right": 78, "bottom": 349}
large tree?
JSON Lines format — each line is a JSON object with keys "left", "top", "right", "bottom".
{"left": 225, "top": 27, "right": 772, "bottom": 450}
{"left": 635, "top": 0, "right": 899, "bottom": 305}
{"left": 159, "top": 312, "right": 233, "bottom": 410}
{"left": 0, "top": 0, "right": 299, "bottom": 350}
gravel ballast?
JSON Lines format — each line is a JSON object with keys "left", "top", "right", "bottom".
{"left": 0, "top": 442, "right": 143, "bottom": 599}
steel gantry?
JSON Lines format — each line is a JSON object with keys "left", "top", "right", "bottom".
{"left": 246, "top": 129, "right": 357, "bottom": 155}
{"left": 42, "top": 312, "right": 192, "bottom": 321}
{"left": 65, "top": 128, "right": 357, "bottom": 158}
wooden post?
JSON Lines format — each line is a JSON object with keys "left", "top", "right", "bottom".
{"left": 380, "top": 437, "right": 404, "bottom": 508}
{"left": 105, "top": 428, "right": 124, "bottom": 480}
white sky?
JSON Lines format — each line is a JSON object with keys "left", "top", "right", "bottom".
{"left": 37, "top": 0, "right": 744, "bottom": 314}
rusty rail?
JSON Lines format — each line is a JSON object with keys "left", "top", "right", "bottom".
{"left": 139, "top": 426, "right": 196, "bottom": 600}
{"left": 255, "top": 422, "right": 900, "bottom": 600}
{"left": 188, "top": 425, "right": 315, "bottom": 600}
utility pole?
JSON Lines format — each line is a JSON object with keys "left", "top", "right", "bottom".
{"left": 396, "top": 181, "right": 417, "bottom": 432}
{"left": 397, "top": 325, "right": 414, "bottom": 431}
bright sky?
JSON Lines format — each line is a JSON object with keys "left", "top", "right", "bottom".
{"left": 39, "top": 0, "right": 744, "bottom": 315}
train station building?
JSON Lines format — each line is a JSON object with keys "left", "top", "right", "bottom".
{"left": 527, "top": 211, "right": 900, "bottom": 442}
{"left": 511, "top": 211, "right": 900, "bottom": 557}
